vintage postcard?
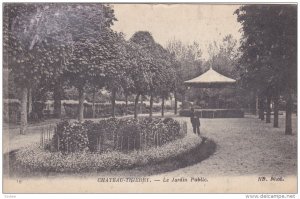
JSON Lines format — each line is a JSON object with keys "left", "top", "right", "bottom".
{"left": 2, "top": 3, "right": 297, "bottom": 194}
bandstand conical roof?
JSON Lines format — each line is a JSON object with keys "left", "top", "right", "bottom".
{"left": 184, "top": 68, "right": 236, "bottom": 88}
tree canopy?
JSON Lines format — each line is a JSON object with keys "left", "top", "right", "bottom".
{"left": 235, "top": 5, "right": 297, "bottom": 94}
{"left": 235, "top": 4, "right": 297, "bottom": 134}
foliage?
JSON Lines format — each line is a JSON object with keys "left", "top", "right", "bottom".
{"left": 127, "top": 32, "right": 153, "bottom": 96}
{"left": 65, "top": 29, "right": 120, "bottom": 90}
{"left": 138, "top": 32, "right": 176, "bottom": 99}
{"left": 63, "top": 103, "right": 146, "bottom": 118}
{"left": 163, "top": 117, "right": 181, "bottom": 135}
{"left": 82, "top": 120, "right": 105, "bottom": 152}
{"left": 235, "top": 5, "right": 297, "bottom": 94}
{"left": 3, "top": 100, "right": 20, "bottom": 123}
{"left": 52, "top": 120, "right": 89, "bottom": 153}
{"left": 15, "top": 134, "right": 201, "bottom": 173}
{"left": 187, "top": 35, "right": 243, "bottom": 108}
{"left": 235, "top": 5, "right": 297, "bottom": 133}
{"left": 129, "top": 31, "right": 177, "bottom": 117}
{"left": 85, "top": 117, "right": 182, "bottom": 152}
{"left": 166, "top": 39, "right": 204, "bottom": 100}
{"left": 4, "top": 4, "right": 70, "bottom": 88}
{"left": 4, "top": 3, "right": 119, "bottom": 124}
{"left": 3, "top": 100, "right": 47, "bottom": 124}
{"left": 207, "top": 35, "right": 239, "bottom": 78}
{"left": 51, "top": 117, "right": 182, "bottom": 153}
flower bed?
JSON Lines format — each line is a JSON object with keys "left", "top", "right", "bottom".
{"left": 51, "top": 117, "right": 183, "bottom": 154}
{"left": 14, "top": 134, "right": 202, "bottom": 173}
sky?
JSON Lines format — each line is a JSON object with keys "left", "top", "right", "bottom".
{"left": 111, "top": 4, "right": 242, "bottom": 60}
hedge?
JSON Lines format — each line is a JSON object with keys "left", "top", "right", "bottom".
{"left": 63, "top": 103, "right": 167, "bottom": 119}
{"left": 51, "top": 117, "right": 183, "bottom": 154}
{"left": 14, "top": 134, "right": 202, "bottom": 173}
{"left": 179, "top": 109, "right": 244, "bottom": 118}
{"left": 3, "top": 101, "right": 20, "bottom": 123}
{"left": 3, "top": 99, "right": 173, "bottom": 124}
{"left": 3, "top": 101, "right": 46, "bottom": 123}
{"left": 51, "top": 121, "right": 89, "bottom": 153}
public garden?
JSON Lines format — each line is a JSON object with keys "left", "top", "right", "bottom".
{"left": 3, "top": 4, "right": 297, "bottom": 179}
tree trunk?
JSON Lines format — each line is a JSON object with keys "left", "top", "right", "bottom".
{"left": 140, "top": 95, "right": 143, "bottom": 114}
{"left": 134, "top": 93, "right": 140, "bottom": 119}
{"left": 255, "top": 95, "right": 259, "bottom": 116}
{"left": 20, "top": 87, "right": 28, "bottom": 134}
{"left": 111, "top": 89, "right": 116, "bottom": 118}
{"left": 174, "top": 91, "right": 178, "bottom": 115}
{"left": 78, "top": 87, "right": 85, "bottom": 122}
{"left": 261, "top": 98, "right": 265, "bottom": 121}
{"left": 149, "top": 92, "right": 153, "bottom": 118}
{"left": 273, "top": 95, "right": 279, "bottom": 128}
{"left": 125, "top": 93, "right": 128, "bottom": 115}
{"left": 259, "top": 97, "right": 265, "bottom": 120}
{"left": 161, "top": 97, "right": 165, "bottom": 117}
{"left": 92, "top": 87, "right": 96, "bottom": 118}
{"left": 266, "top": 95, "right": 271, "bottom": 123}
{"left": 27, "top": 87, "right": 32, "bottom": 118}
{"left": 285, "top": 91, "right": 293, "bottom": 135}
{"left": 181, "top": 92, "right": 185, "bottom": 109}
{"left": 53, "top": 82, "right": 62, "bottom": 119}
{"left": 258, "top": 97, "right": 262, "bottom": 119}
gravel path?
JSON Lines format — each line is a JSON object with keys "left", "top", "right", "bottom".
{"left": 159, "top": 115, "right": 297, "bottom": 177}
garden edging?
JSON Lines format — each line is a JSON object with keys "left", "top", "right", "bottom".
{"left": 13, "top": 134, "right": 202, "bottom": 174}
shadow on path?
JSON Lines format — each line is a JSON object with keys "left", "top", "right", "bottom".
{"left": 4, "top": 138, "right": 216, "bottom": 178}
{"left": 137, "top": 138, "right": 216, "bottom": 176}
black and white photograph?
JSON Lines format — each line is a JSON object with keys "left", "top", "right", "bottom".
{"left": 2, "top": 3, "right": 297, "bottom": 194}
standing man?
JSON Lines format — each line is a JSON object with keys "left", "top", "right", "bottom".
{"left": 190, "top": 108, "right": 201, "bottom": 136}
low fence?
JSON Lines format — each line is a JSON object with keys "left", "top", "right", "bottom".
{"left": 4, "top": 101, "right": 173, "bottom": 124}
{"left": 39, "top": 120, "right": 188, "bottom": 153}
{"left": 39, "top": 124, "right": 56, "bottom": 149}
{"left": 110, "top": 121, "right": 188, "bottom": 152}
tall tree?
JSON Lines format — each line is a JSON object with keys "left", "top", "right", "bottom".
{"left": 166, "top": 39, "right": 203, "bottom": 108}
{"left": 59, "top": 4, "right": 117, "bottom": 121}
{"left": 235, "top": 5, "right": 297, "bottom": 134}
{"left": 104, "top": 33, "right": 129, "bottom": 118}
{"left": 129, "top": 32, "right": 155, "bottom": 118}
{"left": 66, "top": 30, "right": 119, "bottom": 121}
{"left": 4, "top": 3, "right": 116, "bottom": 130}
{"left": 130, "top": 31, "right": 177, "bottom": 117}
{"left": 152, "top": 44, "right": 176, "bottom": 117}
{"left": 4, "top": 4, "right": 37, "bottom": 134}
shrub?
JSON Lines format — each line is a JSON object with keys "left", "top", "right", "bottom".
{"left": 52, "top": 120, "right": 89, "bottom": 153}
{"left": 163, "top": 117, "right": 181, "bottom": 140}
{"left": 52, "top": 117, "right": 183, "bottom": 154}
{"left": 118, "top": 123, "right": 141, "bottom": 151}
{"left": 14, "top": 134, "right": 202, "bottom": 173}
{"left": 82, "top": 120, "right": 105, "bottom": 152}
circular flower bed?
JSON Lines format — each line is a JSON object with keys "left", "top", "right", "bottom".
{"left": 50, "top": 117, "right": 183, "bottom": 154}
{"left": 14, "top": 134, "right": 202, "bottom": 173}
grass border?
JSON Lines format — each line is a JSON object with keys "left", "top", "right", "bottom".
{"left": 8, "top": 134, "right": 204, "bottom": 175}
